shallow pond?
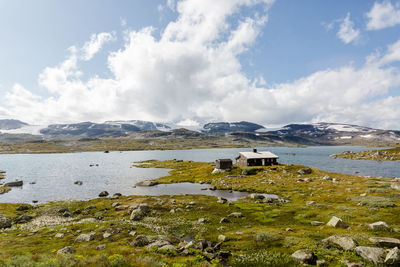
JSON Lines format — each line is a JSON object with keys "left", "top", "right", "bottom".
{"left": 0, "top": 146, "right": 398, "bottom": 203}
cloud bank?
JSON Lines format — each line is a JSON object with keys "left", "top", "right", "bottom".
{"left": 2, "top": 0, "right": 400, "bottom": 130}
{"left": 366, "top": 1, "right": 400, "bottom": 30}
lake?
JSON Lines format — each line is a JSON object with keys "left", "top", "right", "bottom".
{"left": 0, "top": 146, "right": 398, "bottom": 203}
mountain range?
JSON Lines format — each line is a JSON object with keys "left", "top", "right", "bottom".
{"left": 0, "top": 119, "right": 399, "bottom": 146}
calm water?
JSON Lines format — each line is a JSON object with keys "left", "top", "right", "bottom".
{"left": 0, "top": 146, "right": 398, "bottom": 203}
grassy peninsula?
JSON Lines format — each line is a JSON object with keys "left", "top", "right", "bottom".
{"left": 332, "top": 147, "right": 400, "bottom": 162}
{"left": 0, "top": 162, "right": 399, "bottom": 266}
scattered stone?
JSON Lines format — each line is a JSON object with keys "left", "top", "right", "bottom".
{"left": 146, "top": 240, "right": 170, "bottom": 250}
{"left": 385, "top": 247, "right": 400, "bottom": 265}
{"left": 131, "top": 235, "right": 149, "bottom": 247}
{"left": 285, "top": 228, "right": 293, "bottom": 232}
{"left": 228, "top": 212, "right": 243, "bottom": 218}
{"left": 112, "top": 202, "right": 120, "bottom": 208}
{"left": 355, "top": 246, "right": 385, "bottom": 265}
{"left": 54, "top": 233, "right": 64, "bottom": 238}
{"left": 341, "top": 259, "right": 364, "bottom": 267}
{"left": 75, "top": 232, "right": 95, "bottom": 242}
{"left": 306, "top": 201, "right": 317, "bottom": 206}
{"left": 98, "top": 191, "right": 109, "bottom": 197}
{"left": 322, "top": 175, "right": 332, "bottom": 180}
{"left": 291, "top": 249, "right": 316, "bottom": 265}
{"left": 57, "top": 246, "right": 75, "bottom": 255}
{"left": 159, "top": 244, "right": 176, "bottom": 251}
{"left": 97, "top": 244, "right": 106, "bottom": 250}
{"left": 74, "top": 181, "right": 83, "bottom": 185}
{"left": 322, "top": 235, "right": 357, "bottom": 251}
{"left": 103, "top": 232, "right": 113, "bottom": 239}
{"left": 369, "top": 221, "right": 391, "bottom": 231}
{"left": 327, "top": 216, "right": 348, "bottom": 228}
{"left": 298, "top": 168, "right": 312, "bottom": 175}
{"left": 198, "top": 218, "right": 207, "bottom": 224}
{"left": 130, "top": 204, "right": 150, "bottom": 221}
{"left": 311, "top": 221, "right": 325, "bottom": 226}
{"left": 369, "top": 236, "right": 400, "bottom": 248}
{"left": 218, "top": 235, "right": 228, "bottom": 242}
{"left": 0, "top": 213, "right": 12, "bottom": 229}
{"left": 220, "top": 217, "right": 230, "bottom": 223}
{"left": 316, "top": 259, "right": 327, "bottom": 266}
{"left": 62, "top": 211, "right": 73, "bottom": 218}
{"left": 129, "top": 231, "right": 136, "bottom": 237}
{"left": 391, "top": 183, "right": 400, "bottom": 191}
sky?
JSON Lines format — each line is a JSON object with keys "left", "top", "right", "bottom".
{"left": 0, "top": 0, "right": 400, "bottom": 129}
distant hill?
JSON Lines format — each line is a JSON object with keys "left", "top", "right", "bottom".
{"left": 0, "top": 119, "right": 28, "bottom": 130}
{"left": 202, "top": 121, "right": 265, "bottom": 133}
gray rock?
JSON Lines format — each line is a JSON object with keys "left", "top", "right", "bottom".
{"left": 75, "top": 232, "right": 95, "bottom": 242}
{"left": 322, "top": 235, "right": 356, "bottom": 251}
{"left": 291, "top": 249, "right": 315, "bottom": 265}
{"left": 217, "top": 197, "right": 227, "bottom": 204}
{"left": 130, "top": 204, "right": 150, "bottom": 221}
{"left": 57, "top": 246, "right": 75, "bottom": 254}
{"left": 355, "top": 246, "right": 385, "bottom": 265}
{"left": 316, "top": 259, "right": 327, "bottom": 266}
{"left": 369, "top": 236, "right": 400, "bottom": 248}
{"left": 159, "top": 244, "right": 176, "bottom": 251}
{"left": 218, "top": 235, "right": 228, "bottom": 242}
{"left": 198, "top": 218, "right": 207, "bottom": 224}
{"left": 327, "top": 216, "right": 348, "bottom": 228}
{"left": 16, "top": 205, "right": 30, "bottom": 211}
{"left": 54, "top": 233, "right": 64, "bottom": 238}
{"left": 0, "top": 213, "right": 11, "bottom": 229}
{"left": 15, "top": 214, "right": 33, "bottom": 224}
{"left": 74, "top": 181, "right": 83, "bottom": 185}
{"left": 98, "top": 191, "right": 109, "bottom": 197}
{"left": 97, "top": 244, "right": 106, "bottom": 250}
{"left": 385, "top": 247, "right": 400, "bottom": 265}
{"left": 323, "top": 175, "right": 332, "bottom": 180}
{"left": 341, "top": 259, "right": 364, "bottom": 267}
{"left": 146, "top": 240, "right": 170, "bottom": 250}
{"left": 228, "top": 212, "right": 243, "bottom": 218}
{"left": 311, "top": 221, "right": 325, "bottom": 226}
{"left": 220, "top": 217, "right": 230, "bottom": 223}
{"left": 369, "top": 221, "right": 391, "bottom": 231}
{"left": 131, "top": 235, "right": 149, "bottom": 247}
{"left": 103, "top": 232, "right": 112, "bottom": 238}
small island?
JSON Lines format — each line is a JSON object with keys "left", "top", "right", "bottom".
{"left": 332, "top": 147, "right": 400, "bottom": 161}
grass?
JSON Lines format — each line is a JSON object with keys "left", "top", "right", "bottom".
{"left": 0, "top": 161, "right": 398, "bottom": 266}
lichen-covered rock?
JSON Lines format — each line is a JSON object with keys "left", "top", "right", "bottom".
{"left": 98, "top": 191, "right": 109, "bottom": 197}
{"left": 228, "top": 212, "right": 243, "bottom": 218}
{"left": 75, "top": 232, "right": 95, "bottom": 242}
{"left": 0, "top": 213, "right": 11, "bottom": 229}
{"left": 131, "top": 235, "right": 149, "bottom": 247}
{"left": 57, "top": 246, "right": 75, "bottom": 254}
{"left": 385, "top": 247, "right": 400, "bottom": 265}
{"left": 368, "top": 221, "right": 390, "bottom": 231}
{"left": 322, "top": 235, "right": 356, "bottom": 251}
{"left": 291, "top": 249, "right": 316, "bottom": 265}
{"left": 369, "top": 236, "right": 400, "bottom": 248}
{"left": 355, "top": 246, "right": 385, "bottom": 265}
{"left": 327, "top": 216, "right": 348, "bottom": 228}
{"left": 130, "top": 204, "right": 150, "bottom": 221}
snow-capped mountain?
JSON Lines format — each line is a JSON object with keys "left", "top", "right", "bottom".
{"left": 0, "top": 119, "right": 28, "bottom": 130}
{"left": 202, "top": 121, "right": 265, "bottom": 133}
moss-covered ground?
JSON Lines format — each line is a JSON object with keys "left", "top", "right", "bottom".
{"left": 0, "top": 162, "right": 399, "bottom": 266}
{"left": 332, "top": 147, "right": 400, "bottom": 161}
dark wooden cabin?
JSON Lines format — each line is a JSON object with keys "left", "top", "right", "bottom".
{"left": 216, "top": 159, "right": 233, "bottom": 170}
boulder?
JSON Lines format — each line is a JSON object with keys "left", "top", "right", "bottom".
{"left": 131, "top": 235, "right": 150, "bottom": 247}
{"left": 385, "top": 247, "right": 400, "bottom": 265}
{"left": 322, "top": 236, "right": 356, "bottom": 251}
{"left": 57, "top": 246, "right": 75, "bottom": 255}
{"left": 16, "top": 205, "right": 30, "bottom": 211}
{"left": 291, "top": 249, "right": 316, "bottom": 265}
{"left": 98, "top": 191, "right": 109, "bottom": 197}
{"left": 323, "top": 175, "right": 332, "bottom": 180}
{"left": 218, "top": 235, "right": 228, "bottom": 242}
{"left": 327, "top": 216, "right": 348, "bottom": 228}
{"left": 0, "top": 213, "right": 12, "bottom": 229}
{"left": 217, "top": 197, "right": 227, "bottom": 204}
{"left": 146, "top": 240, "right": 171, "bottom": 250}
{"left": 14, "top": 215, "right": 33, "bottom": 224}
{"left": 130, "top": 204, "right": 150, "bottom": 221}
{"left": 140, "top": 180, "right": 158, "bottom": 186}
{"left": 54, "top": 233, "right": 64, "bottom": 238}
{"left": 249, "top": 193, "right": 265, "bottom": 200}
{"left": 75, "top": 232, "right": 95, "bottom": 242}
{"left": 198, "top": 218, "right": 207, "bottom": 224}
{"left": 220, "top": 217, "right": 230, "bottom": 223}
{"left": 97, "top": 244, "right": 106, "bottom": 250}
{"left": 369, "top": 221, "right": 391, "bottom": 231}
{"left": 159, "top": 244, "right": 176, "bottom": 251}
{"left": 369, "top": 237, "right": 400, "bottom": 248}
{"left": 355, "top": 246, "right": 385, "bottom": 265}
{"left": 74, "top": 181, "right": 83, "bottom": 185}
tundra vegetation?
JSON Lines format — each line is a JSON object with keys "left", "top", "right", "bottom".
{"left": 332, "top": 147, "right": 400, "bottom": 161}
{"left": 0, "top": 161, "right": 399, "bottom": 266}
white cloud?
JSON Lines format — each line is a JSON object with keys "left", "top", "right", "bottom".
{"left": 82, "top": 32, "right": 116, "bottom": 61}
{"left": 3, "top": 0, "right": 400, "bottom": 130}
{"left": 366, "top": 1, "right": 400, "bottom": 30}
{"left": 337, "top": 13, "right": 360, "bottom": 44}
{"left": 167, "top": 0, "right": 176, "bottom": 11}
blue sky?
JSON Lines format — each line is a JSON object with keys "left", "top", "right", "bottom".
{"left": 0, "top": 0, "right": 400, "bottom": 129}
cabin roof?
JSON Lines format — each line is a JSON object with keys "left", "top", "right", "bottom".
{"left": 238, "top": 151, "right": 279, "bottom": 159}
{"left": 216, "top": 159, "right": 232, "bottom": 162}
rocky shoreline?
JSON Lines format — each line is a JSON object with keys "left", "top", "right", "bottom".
{"left": 331, "top": 147, "right": 400, "bottom": 161}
